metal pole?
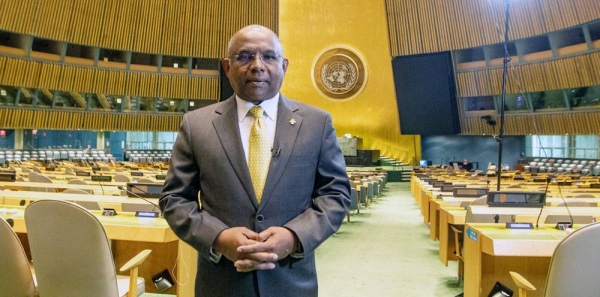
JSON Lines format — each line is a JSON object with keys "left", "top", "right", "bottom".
{"left": 497, "top": 0, "right": 510, "bottom": 190}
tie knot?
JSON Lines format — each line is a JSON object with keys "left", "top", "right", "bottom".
{"left": 249, "top": 106, "right": 263, "bottom": 119}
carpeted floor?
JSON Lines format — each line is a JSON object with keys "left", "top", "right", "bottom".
{"left": 316, "top": 182, "right": 463, "bottom": 296}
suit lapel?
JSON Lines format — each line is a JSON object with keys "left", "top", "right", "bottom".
{"left": 212, "top": 98, "right": 257, "bottom": 207}
{"left": 260, "top": 96, "right": 302, "bottom": 207}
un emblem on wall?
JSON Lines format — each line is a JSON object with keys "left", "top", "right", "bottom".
{"left": 312, "top": 46, "right": 367, "bottom": 100}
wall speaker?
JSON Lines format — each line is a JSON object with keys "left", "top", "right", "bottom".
{"left": 391, "top": 51, "right": 460, "bottom": 135}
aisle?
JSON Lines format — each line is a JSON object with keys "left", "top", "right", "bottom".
{"left": 316, "top": 182, "right": 463, "bottom": 296}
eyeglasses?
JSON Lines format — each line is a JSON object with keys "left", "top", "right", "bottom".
{"left": 230, "top": 52, "right": 282, "bottom": 65}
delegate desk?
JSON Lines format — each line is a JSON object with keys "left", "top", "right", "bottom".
{"left": 429, "top": 197, "right": 457, "bottom": 240}
{"left": 0, "top": 190, "right": 158, "bottom": 211}
{"left": 428, "top": 189, "right": 600, "bottom": 241}
{"left": 438, "top": 205, "right": 466, "bottom": 266}
{"left": 1, "top": 207, "right": 196, "bottom": 296}
{"left": 0, "top": 181, "right": 122, "bottom": 195}
{"left": 463, "top": 223, "right": 578, "bottom": 297}
{"left": 438, "top": 202, "right": 600, "bottom": 267}
{"left": 468, "top": 204, "right": 600, "bottom": 218}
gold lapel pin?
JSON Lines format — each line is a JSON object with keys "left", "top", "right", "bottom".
{"left": 289, "top": 119, "right": 296, "bottom": 125}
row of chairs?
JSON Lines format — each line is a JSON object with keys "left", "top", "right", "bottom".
{"left": 4, "top": 171, "right": 159, "bottom": 212}
{"left": 531, "top": 158, "right": 598, "bottom": 166}
{"left": 346, "top": 173, "right": 388, "bottom": 222}
{"left": 124, "top": 150, "right": 171, "bottom": 163}
{"left": 16, "top": 170, "right": 157, "bottom": 196}
{"left": 524, "top": 163, "right": 600, "bottom": 175}
{"left": 0, "top": 200, "right": 151, "bottom": 297}
{"left": 126, "top": 154, "right": 171, "bottom": 163}
{"left": 0, "top": 150, "right": 116, "bottom": 164}
{"left": 82, "top": 150, "right": 116, "bottom": 163}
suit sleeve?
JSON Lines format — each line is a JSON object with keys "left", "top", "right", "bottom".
{"left": 283, "top": 113, "right": 351, "bottom": 254}
{"left": 159, "top": 114, "right": 229, "bottom": 261}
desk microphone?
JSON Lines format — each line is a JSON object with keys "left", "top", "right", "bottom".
{"left": 554, "top": 176, "right": 574, "bottom": 229}
{"left": 94, "top": 170, "right": 106, "bottom": 196}
{"left": 117, "top": 185, "right": 162, "bottom": 217}
{"left": 535, "top": 176, "right": 553, "bottom": 228}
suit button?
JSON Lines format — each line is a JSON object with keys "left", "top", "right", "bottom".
{"left": 256, "top": 214, "right": 264, "bottom": 222}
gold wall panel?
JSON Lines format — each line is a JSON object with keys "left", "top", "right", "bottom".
{"left": 280, "top": 0, "right": 420, "bottom": 163}
{"left": 386, "top": 0, "right": 600, "bottom": 56}
{"left": 456, "top": 51, "right": 600, "bottom": 97}
{"left": 0, "top": 0, "right": 278, "bottom": 58}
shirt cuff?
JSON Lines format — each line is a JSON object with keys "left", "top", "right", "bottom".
{"left": 290, "top": 241, "right": 304, "bottom": 259}
{"left": 209, "top": 247, "right": 222, "bottom": 263}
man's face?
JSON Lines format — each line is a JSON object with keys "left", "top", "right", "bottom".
{"left": 222, "top": 28, "right": 289, "bottom": 103}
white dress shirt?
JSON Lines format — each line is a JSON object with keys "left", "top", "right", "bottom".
{"left": 236, "top": 95, "right": 279, "bottom": 165}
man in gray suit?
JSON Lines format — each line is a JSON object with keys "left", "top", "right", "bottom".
{"left": 160, "top": 25, "right": 350, "bottom": 297}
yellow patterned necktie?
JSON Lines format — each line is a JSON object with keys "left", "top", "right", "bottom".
{"left": 248, "top": 106, "right": 270, "bottom": 203}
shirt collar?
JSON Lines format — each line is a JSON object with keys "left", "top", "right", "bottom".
{"left": 236, "top": 94, "right": 279, "bottom": 122}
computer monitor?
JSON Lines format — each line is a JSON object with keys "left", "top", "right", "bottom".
{"left": 432, "top": 182, "right": 451, "bottom": 188}
{"left": 426, "top": 179, "right": 440, "bottom": 185}
{"left": 441, "top": 184, "right": 466, "bottom": 192}
{"left": 126, "top": 182, "right": 163, "bottom": 198}
{"left": 453, "top": 187, "right": 487, "bottom": 197}
{"left": 91, "top": 175, "right": 112, "bottom": 182}
{"left": 0, "top": 171, "right": 16, "bottom": 182}
{"left": 75, "top": 171, "right": 91, "bottom": 177}
{"left": 419, "top": 160, "right": 431, "bottom": 167}
{"left": 486, "top": 191, "right": 546, "bottom": 207}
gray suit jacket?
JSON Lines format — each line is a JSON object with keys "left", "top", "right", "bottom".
{"left": 160, "top": 95, "right": 351, "bottom": 297}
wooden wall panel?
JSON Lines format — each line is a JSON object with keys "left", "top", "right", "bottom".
{"left": 461, "top": 112, "right": 600, "bottom": 135}
{"left": 0, "top": 0, "right": 279, "bottom": 131}
{"left": 0, "top": 0, "right": 37, "bottom": 34}
{"left": 386, "top": 0, "right": 600, "bottom": 56}
{"left": 35, "top": 0, "right": 74, "bottom": 41}
{"left": 71, "top": 0, "right": 106, "bottom": 46}
{"left": 0, "top": 108, "right": 183, "bottom": 131}
{"left": 0, "top": 59, "right": 219, "bottom": 100}
{"left": 0, "top": 0, "right": 278, "bottom": 58}
{"left": 456, "top": 51, "right": 600, "bottom": 97}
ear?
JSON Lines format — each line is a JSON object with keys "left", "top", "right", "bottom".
{"left": 282, "top": 58, "right": 289, "bottom": 74}
{"left": 221, "top": 58, "right": 231, "bottom": 75}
